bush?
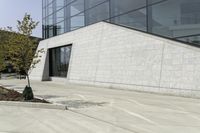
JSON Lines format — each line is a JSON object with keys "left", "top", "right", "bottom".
{"left": 23, "top": 86, "right": 34, "bottom": 100}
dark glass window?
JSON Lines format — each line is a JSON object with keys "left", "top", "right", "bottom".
{"left": 111, "top": 0, "right": 146, "bottom": 17}
{"left": 48, "top": 0, "right": 53, "bottom": 5}
{"left": 147, "top": 0, "right": 166, "bottom": 5}
{"left": 47, "top": 3, "right": 54, "bottom": 15}
{"left": 49, "top": 45, "right": 72, "bottom": 77}
{"left": 149, "top": 0, "right": 200, "bottom": 38}
{"left": 66, "top": 0, "right": 75, "bottom": 5}
{"left": 70, "top": 13, "right": 85, "bottom": 30}
{"left": 43, "top": 8, "right": 46, "bottom": 17}
{"left": 42, "top": 19, "right": 46, "bottom": 27}
{"left": 42, "top": 0, "right": 200, "bottom": 46}
{"left": 56, "top": 0, "right": 65, "bottom": 10}
{"left": 69, "top": 0, "right": 84, "bottom": 16}
{"left": 85, "top": 2, "right": 109, "bottom": 25}
{"left": 49, "top": 26, "right": 54, "bottom": 37}
{"left": 181, "top": 2, "right": 200, "bottom": 25}
{"left": 85, "top": 0, "right": 107, "bottom": 9}
{"left": 56, "top": 21, "right": 65, "bottom": 35}
{"left": 112, "top": 8, "right": 147, "bottom": 31}
{"left": 47, "top": 15, "right": 53, "bottom": 26}
{"left": 43, "top": 0, "right": 46, "bottom": 7}
{"left": 177, "top": 35, "right": 200, "bottom": 45}
{"left": 56, "top": 8, "right": 65, "bottom": 23}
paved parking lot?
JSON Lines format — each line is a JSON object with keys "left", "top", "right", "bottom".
{"left": 0, "top": 79, "right": 200, "bottom": 133}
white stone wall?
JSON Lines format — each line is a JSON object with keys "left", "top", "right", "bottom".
{"left": 29, "top": 40, "right": 49, "bottom": 81}
{"left": 30, "top": 22, "right": 200, "bottom": 98}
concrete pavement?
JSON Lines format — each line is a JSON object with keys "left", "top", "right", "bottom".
{"left": 0, "top": 105, "right": 131, "bottom": 133}
{"left": 0, "top": 79, "right": 200, "bottom": 133}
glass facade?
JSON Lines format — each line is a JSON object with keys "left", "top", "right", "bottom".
{"left": 49, "top": 45, "right": 72, "bottom": 77}
{"left": 43, "top": 0, "right": 200, "bottom": 45}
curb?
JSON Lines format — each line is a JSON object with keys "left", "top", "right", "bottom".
{"left": 0, "top": 101, "right": 68, "bottom": 110}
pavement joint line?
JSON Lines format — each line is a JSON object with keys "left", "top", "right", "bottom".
{"left": 69, "top": 109, "right": 139, "bottom": 133}
{"left": 114, "top": 106, "right": 158, "bottom": 125}
{"left": 0, "top": 101, "right": 68, "bottom": 110}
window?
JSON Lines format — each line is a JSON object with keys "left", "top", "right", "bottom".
{"left": 85, "top": 2, "right": 109, "bottom": 25}
{"left": 49, "top": 45, "right": 72, "bottom": 77}
{"left": 66, "top": 0, "right": 75, "bottom": 5}
{"left": 111, "top": 0, "right": 146, "bottom": 17}
{"left": 42, "top": 8, "right": 46, "bottom": 18}
{"left": 149, "top": 0, "right": 200, "bottom": 38}
{"left": 47, "top": 15, "right": 53, "bottom": 26}
{"left": 47, "top": 3, "right": 54, "bottom": 15}
{"left": 147, "top": 0, "right": 165, "bottom": 5}
{"left": 56, "top": 0, "right": 65, "bottom": 10}
{"left": 43, "top": 0, "right": 46, "bottom": 7}
{"left": 85, "top": 0, "right": 107, "bottom": 9}
{"left": 69, "top": 0, "right": 84, "bottom": 16}
{"left": 112, "top": 8, "right": 147, "bottom": 31}
{"left": 49, "top": 26, "right": 54, "bottom": 37}
{"left": 181, "top": 2, "right": 200, "bottom": 24}
{"left": 56, "top": 8, "right": 65, "bottom": 23}
{"left": 56, "top": 21, "right": 65, "bottom": 35}
{"left": 177, "top": 35, "right": 200, "bottom": 45}
{"left": 48, "top": 0, "right": 53, "bottom": 4}
{"left": 70, "top": 13, "right": 85, "bottom": 30}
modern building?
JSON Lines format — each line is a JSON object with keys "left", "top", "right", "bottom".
{"left": 30, "top": 0, "right": 200, "bottom": 98}
{"left": 42, "top": 0, "right": 200, "bottom": 44}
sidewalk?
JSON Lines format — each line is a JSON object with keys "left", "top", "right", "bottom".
{"left": 0, "top": 79, "right": 200, "bottom": 133}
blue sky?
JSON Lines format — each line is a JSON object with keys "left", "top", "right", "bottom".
{"left": 0, "top": 0, "right": 42, "bottom": 37}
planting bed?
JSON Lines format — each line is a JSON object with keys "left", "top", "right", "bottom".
{"left": 0, "top": 86, "right": 48, "bottom": 103}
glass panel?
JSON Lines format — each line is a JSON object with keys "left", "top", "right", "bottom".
{"left": 112, "top": 8, "right": 147, "bottom": 31}
{"left": 111, "top": 0, "right": 146, "bottom": 17}
{"left": 43, "top": 0, "right": 46, "bottom": 7}
{"left": 86, "top": 2, "right": 109, "bottom": 25}
{"left": 149, "top": 0, "right": 200, "bottom": 38}
{"left": 147, "top": 0, "right": 166, "bottom": 5}
{"left": 49, "top": 45, "right": 72, "bottom": 77}
{"left": 42, "top": 19, "right": 46, "bottom": 27}
{"left": 177, "top": 35, "right": 200, "bottom": 45}
{"left": 49, "top": 26, "right": 54, "bottom": 37}
{"left": 47, "top": 15, "right": 53, "bottom": 26}
{"left": 56, "top": 8, "right": 64, "bottom": 23}
{"left": 66, "top": 0, "right": 75, "bottom": 5}
{"left": 85, "top": 0, "right": 107, "bottom": 9}
{"left": 70, "top": 0, "right": 84, "bottom": 16}
{"left": 47, "top": 3, "right": 53, "bottom": 15}
{"left": 56, "top": 0, "right": 65, "bottom": 10}
{"left": 70, "top": 13, "right": 85, "bottom": 30}
{"left": 45, "top": 28, "right": 49, "bottom": 38}
{"left": 43, "top": 8, "right": 46, "bottom": 18}
{"left": 181, "top": 2, "right": 200, "bottom": 25}
{"left": 43, "top": 29, "right": 46, "bottom": 38}
{"left": 47, "top": 0, "right": 53, "bottom": 5}
{"left": 56, "top": 21, "right": 65, "bottom": 35}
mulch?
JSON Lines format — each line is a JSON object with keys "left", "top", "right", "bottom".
{"left": 0, "top": 86, "right": 49, "bottom": 103}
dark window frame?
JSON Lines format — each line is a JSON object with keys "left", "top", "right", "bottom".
{"left": 49, "top": 44, "right": 72, "bottom": 78}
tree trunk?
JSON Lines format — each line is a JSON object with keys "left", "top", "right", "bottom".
{"left": 26, "top": 74, "right": 31, "bottom": 87}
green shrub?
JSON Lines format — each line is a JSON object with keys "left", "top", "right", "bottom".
{"left": 23, "top": 86, "right": 34, "bottom": 100}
